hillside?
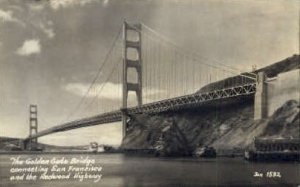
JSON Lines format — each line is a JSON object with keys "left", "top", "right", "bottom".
{"left": 199, "top": 54, "right": 299, "bottom": 93}
{"left": 254, "top": 54, "right": 299, "bottom": 78}
{"left": 122, "top": 98, "right": 299, "bottom": 156}
{"left": 122, "top": 54, "right": 300, "bottom": 156}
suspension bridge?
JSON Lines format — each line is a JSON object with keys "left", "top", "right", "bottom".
{"left": 22, "top": 21, "right": 267, "bottom": 150}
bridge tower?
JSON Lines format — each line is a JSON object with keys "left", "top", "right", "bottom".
{"left": 254, "top": 72, "right": 268, "bottom": 120}
{"left": 28, "top": 104, "right": 38, "bottom": 150}
{"left": 122, "top": 21, "right": 142, "bottom": 138}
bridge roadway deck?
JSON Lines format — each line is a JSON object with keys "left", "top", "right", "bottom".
{"left": 26, "top": 83, "right": 256, "bottom": 140}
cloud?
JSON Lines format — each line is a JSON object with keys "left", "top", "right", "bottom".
{"left": 29, "top": 4, "right": 45, "bottom": 12}
{"left": 65, "top": 82, "right": 122, "bottom": 100}
{"left": 39, "top": 23, "right": 55, "bottom": 38}
{"left": 16, "top": 39, "right": 41, "bottom": 56}
{"left": 39, "top": 123, "right": 122, "bottom": 146}
{"left": 64, "top": 82, "right": 166, "bottom": 101}
{"left": 0, "top": 9, "right": 21, "bottom": 24}
{"left": 49, "top": 0, "right": 98, "bottom": 10}
{"left": 103, "top": 0, "right": 109, "bottom": 7}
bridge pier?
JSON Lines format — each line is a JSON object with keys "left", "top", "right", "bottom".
{"left": 254, "top": 72, "right": 268, "bottom": 120}
{"left": 122, "top": 21, "right": 143, "bottom": 138}
{"left": 19, "top": 139, "right": 26, "bottom": 150}
{"left": 121, "top": 108, "right": 128, "bottom": 138}
{"left": 19, "top": 139, "right": 30, "bottom": 150}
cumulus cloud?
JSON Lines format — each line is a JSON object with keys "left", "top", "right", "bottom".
{"left": 103, "top": 0, "right": 110, "bottom": 7}
{"left": 0, "top": 9, "right": 21, "bottom": 24}
{"left": 65, "top": 82, "right": 122, "bottom": 100}
{"left": 39, "top": 23, "right": 55, "bottom": 38}
{"left": 49, "top": 0, "right": 99, "bottom": 10}
{"left": 29, "top": 4, "right": 45, "bottom": 12}
{"left": 16, "top": 39, "right": 41, "bottom": 56}
{"left": 1, "top": 6, "right": 53, "bottom": 39}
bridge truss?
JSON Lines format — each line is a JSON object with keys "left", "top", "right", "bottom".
{"left": 27, "top": 82, "right": 256, "bottom": 140}
{"left": 25, "top": 21, "right": 259, "bottom": 141}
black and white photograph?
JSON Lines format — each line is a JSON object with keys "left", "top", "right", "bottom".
{"left": 0, "top": 0, "right": 299, "bottom": 186}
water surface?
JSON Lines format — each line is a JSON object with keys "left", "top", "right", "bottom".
{"left": 0, "top": 154, "right": 299, "bottom": 187}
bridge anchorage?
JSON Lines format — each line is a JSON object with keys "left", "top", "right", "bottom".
{"left": 22, "top": 21, "right": 273, "bottom": 148}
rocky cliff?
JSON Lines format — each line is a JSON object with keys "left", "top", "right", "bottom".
{"left": 122, "top": 98, "right": 299, "bottom": 156}
{"left": 121, "top": 55, "right": 300, "bottom": 156}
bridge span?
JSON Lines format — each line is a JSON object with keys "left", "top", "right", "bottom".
{"left": 22, "top": 21, "right": 270, "bottom": 150}
{"left": 26, "top": 82, "right": 256, "bottom": 140}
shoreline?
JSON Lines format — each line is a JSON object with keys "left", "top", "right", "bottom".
{"left": 0, "top": 150, "right": 247, "bottom": 159}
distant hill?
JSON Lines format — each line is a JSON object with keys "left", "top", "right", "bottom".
{"left": 0, "top": 137, "right": 88, "bottom": 151}
{"left": 0, "top": 137, "right": 21, "bottom": 149}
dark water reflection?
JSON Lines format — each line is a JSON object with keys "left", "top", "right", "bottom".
{"left": 0, "top": 154, "right": 299, "bottom": 187}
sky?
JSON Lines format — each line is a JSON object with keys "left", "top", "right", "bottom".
{"left": 0, "top": 0, "right": 299, "bottom": 146}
